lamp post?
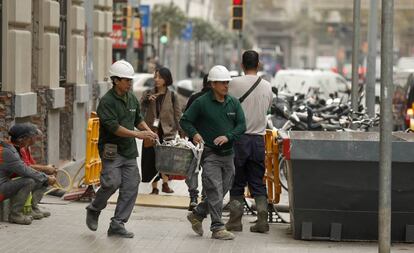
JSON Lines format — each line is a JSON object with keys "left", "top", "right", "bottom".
{"left": 351, "top": 0, "right": 361, "bottom": 112}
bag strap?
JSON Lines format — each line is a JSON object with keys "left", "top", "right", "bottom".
{"left": 239, "top": 77, "right": 262, "bottom": 103}
{"left": 171, "top": 90, "right": 176, "bottom": 106}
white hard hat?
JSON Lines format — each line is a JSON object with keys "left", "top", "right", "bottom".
{"left": 208, "top": 65, "right": 232, "bottom": 82}
{"left": 109, "top": 60, "right": 135, "bottom": 79}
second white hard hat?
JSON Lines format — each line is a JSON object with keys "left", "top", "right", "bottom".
{"left": 208, "top": 65, "right": 232, "bottom": 82}
{"left": 109, "top": 60, "right": 135, "bottom": 79}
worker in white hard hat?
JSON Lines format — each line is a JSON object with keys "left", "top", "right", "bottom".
{"left": 180, "top": 65, "right": 246, "bottom": 240}
{"left": 86, "top": 60, "right": 158, "bottom": 238}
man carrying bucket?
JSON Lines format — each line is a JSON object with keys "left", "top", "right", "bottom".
{"left": 180, "top": 65, "right": 246, "bottom": 240}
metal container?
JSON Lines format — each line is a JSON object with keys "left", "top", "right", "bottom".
{"left": 283, "top": 131, "right": 414, "bottom": 242}
{"left": 154, "top": 144, "right": 194, "bottom": 176}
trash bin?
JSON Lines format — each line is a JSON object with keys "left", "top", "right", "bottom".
{"left": 283, "top": 131, "right": 414, "bottom": 242}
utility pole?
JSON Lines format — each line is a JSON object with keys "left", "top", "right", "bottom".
{"left": 351, "top": 0, "right": 361, "bottom": 112}
{"left": 237, "top": 31, "right": 242, "bottom": 74}
{"left": 126, "top": 0, "right": 136, "bottom": 66}
{"left": 366, "top": 0, "right": 379, "bottom": 118}
{"left": 85, "top": 0, "right": 94, "bottom": 111}
{"left": 379, "top": 1, "right": 394, "bottom": 252}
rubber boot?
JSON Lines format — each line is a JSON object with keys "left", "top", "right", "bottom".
{"left": 31, "top": 188, "right": 50, "bottom": 219}
{"left": 9, "top": 180, "right": 34, "bottom": 225}
{"left": 225, "top": 196, "right": 244, "bottom": 232}
{"left": 250, "top": 196, "right": 269, "bottom": 233}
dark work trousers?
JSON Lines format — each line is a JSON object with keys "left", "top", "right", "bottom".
{"left": 87, "top": 154, "right": 140, "bottom": 225}
{"left": 193, "top": 148, "right": 235, "bottom": 232}
{"left": 185, "top": 168, "right": 206, "bottom": 199}
{"left": 230, "top": 134, "right": 267, "bottom": 198}
{"left": 0, "top": 177, "right": 46, "bottom": 201}
{"left": 185, "top": 169, "right": 200, "bottom": 198}
{"left": 0, "top": 177, "right": 46, "bottom": 213}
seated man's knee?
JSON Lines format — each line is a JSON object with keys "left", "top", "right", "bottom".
{"left": 21, "top": 178, "right": 36, "bottom": 188}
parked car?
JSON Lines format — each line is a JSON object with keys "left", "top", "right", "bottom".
{"left": 396, "top": 57, "right": 414, "bottom": 71}
{"left": 316, "top": 56, "right": 337, "bottom": 71}
{"left": 175, "top": 79, "right": 195, "bottom": 97}
{"left": 132, "top": 73, "right": 154, "bottom": 100}
{"left": 271, "top": 69, "right": 350, "bottom": 102}
{"left": 257, "top": 71, "right": 273, "bottom": 83}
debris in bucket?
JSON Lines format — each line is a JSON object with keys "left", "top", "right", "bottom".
{"left": 156, "top": 135, "right": 204, "bottom": 174}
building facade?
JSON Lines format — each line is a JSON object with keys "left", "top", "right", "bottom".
{"left": 248, "top": 0, "right": 414, "bottom": 69}
{"left": 0, "top": 0, "right": 112, "bottom": 169}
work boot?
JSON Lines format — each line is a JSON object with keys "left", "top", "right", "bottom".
{"left": 107, "top": 222, "right": 134, "bottom": 238}
{"left": 186, "top": 212, "right": 204, "bottom": 236}
{"left": 31, "top": 188, "right": 51, "bottom": 218}
{"left": 188, "top": 196, "right": 198, "bottom": 211}
{"left": 31, "top": 206, "right": 50, "bottom": 219}
{"left": 86, "top": 206, "right": 101, "bottom": 231}
{"left": 211, "top": 229, "right": 235, "bottom": 240}
{"left": 9, "top": 179, "right": 34, "bottom": 225}
{"left": 225, "top": 196, "right": 244, "bottom": 232}
{"left": 8, "top": 212, "right": 32, "bottom": 225}
{"left": 250, "top": 196, "right": 269, "bottom": 233}
{"left": 162, "top": 182, "right": 174, "bottom": 193}
{"left": 29, "top": 208, "right": 44, "bottom": 220}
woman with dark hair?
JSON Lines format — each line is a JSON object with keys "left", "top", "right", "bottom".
{"left": 140, "top": 67, "right": 181, "bottom": 194}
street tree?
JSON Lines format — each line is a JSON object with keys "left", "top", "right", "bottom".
{"left": 152, "top": 3, "right": 187, "bottom": 40}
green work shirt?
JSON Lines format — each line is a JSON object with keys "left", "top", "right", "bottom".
{"left": 180, "top": 90, "right": 246, "bottom": 156}
{"left": 97, "top": 88, "right": 144, "bottom": 159}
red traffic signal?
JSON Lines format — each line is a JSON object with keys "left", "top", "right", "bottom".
{"left": 233, "top": 0, "right": 243, "bottom": 5}
{"left": 231, "top": 0, "right": 243, "bottom": 30}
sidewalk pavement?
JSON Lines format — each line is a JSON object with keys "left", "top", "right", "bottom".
{"left": 1, "top": 140, "right": 412, "bottom": 252}
{"left": 1, "top": 195, "right": 413, "bottom": 253}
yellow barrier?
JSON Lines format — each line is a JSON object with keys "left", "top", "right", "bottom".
{"left": 84, "top": 113, "right": 101, "bottom": 185}
{"left": 264, "top": 129, "right": 281, "bottom": 204}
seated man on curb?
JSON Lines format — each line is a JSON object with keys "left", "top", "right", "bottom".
{"left": 11, "top": 123, "right": 57, "bottom": 175}
{"left": 0, "top": 123, "right": 56, "bottom": 224}
{"left": 9, "top": 123, "right": 58, "bottom": 219}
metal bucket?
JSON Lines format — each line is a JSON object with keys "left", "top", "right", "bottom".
{"left": 154, "top": 144, "right": 194, "bottom": 176}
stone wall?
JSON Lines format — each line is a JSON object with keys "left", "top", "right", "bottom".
{"left": 59, "top": 83, "right": 75, "bottom": 160}
{"left": 29, "top": 88, "right": 49, "bottom": 164}
{"left": 0, "top": 92, "right": 14, "bottom": 139}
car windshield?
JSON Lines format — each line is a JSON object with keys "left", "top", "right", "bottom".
{"left": 144, "top": 78, "right": 154, "bottom": 87}
{"left": 397, "top": 57, "right": 414, "bottom": 70}
{"left": 275, "top": 75, "right": 309, "bottom": 94}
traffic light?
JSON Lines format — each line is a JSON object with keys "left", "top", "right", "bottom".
{"left": 231, "top": 0, "right": 243, "bottom": 30}
{"left": 160, "top": 23, "right": 170, "bottom": 44}
{"left": 122, "top": 16, "right": 131, "bottom": 39}
{"left": 122, "top": 5, "right": 132, "bottom": 17}
{"left": 122, "top": 5, "right": 132, "bottom": 40}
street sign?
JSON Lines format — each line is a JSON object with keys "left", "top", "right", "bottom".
{"left": 139, "top": 5, "right": 150, "bottom": 28}
{"left": 182, "top": 22, "right": 193, "bottom": 41}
